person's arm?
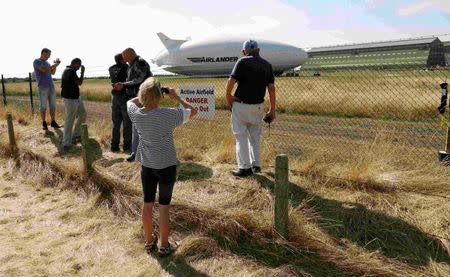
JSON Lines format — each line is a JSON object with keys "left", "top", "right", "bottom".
{"left": 36, "top": 60, "right": 60, "bottom": 74}
{"left": 267, "top": 83, "right": 276, "bottom": 120}
{"left": 74, "top": 66, "right": 85, "bottom": 86}
{"left": 226, "top": 77, "right": 238, "bottom": 108}
{"left": 166, "top": 88, "right": 198, "bottom": 119}
{"left": 128, "top": 96, "right": 140, "bottom": 106}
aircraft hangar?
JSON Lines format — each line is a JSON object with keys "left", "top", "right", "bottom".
{"left": 302, "top": 37, "right": 447, "bottom": 71}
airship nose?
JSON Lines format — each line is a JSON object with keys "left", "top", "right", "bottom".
{"left": 294, "top": 47, "right": 308, "bottom": 64}
{"left": 154, "top": 50, "right": 168, "bottom": 67}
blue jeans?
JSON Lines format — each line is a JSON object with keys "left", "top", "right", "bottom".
{"left": 38, "top": 86, "right": 56, "bottom": 112}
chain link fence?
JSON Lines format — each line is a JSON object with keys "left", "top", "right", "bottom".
{"left": 2, "top": 63, "right": 450, "bottom": 164}
{"left": 158, "top": 68, "right": 449, "bottom": 160}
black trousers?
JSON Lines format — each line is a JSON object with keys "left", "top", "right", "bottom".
{"left": 111, "top": 95, "right": 132, "bottom": 150}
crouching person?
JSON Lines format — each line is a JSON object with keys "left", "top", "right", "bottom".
{"left": 61, "top": 58, "right": 86, "bottom": 151}
{"left": 127, "top": 77, "right": 197, "bottom": 257}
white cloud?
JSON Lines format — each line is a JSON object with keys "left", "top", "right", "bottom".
{"left": 398, "top": 0, "right": 450, "bottom": 16}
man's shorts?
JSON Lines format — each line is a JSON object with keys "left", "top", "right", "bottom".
{"left": 38, "top": 86, "right": 56, "bottom": 112}
{"left": 141, "top": 165, "right": 176, "bottom": 205}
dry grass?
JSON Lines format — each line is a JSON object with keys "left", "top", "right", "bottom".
{"left": 4, "top": 70, "right": 448, "bottom": 119}
{"left": 1, "top": 100, "right": 449, "bottom": 276}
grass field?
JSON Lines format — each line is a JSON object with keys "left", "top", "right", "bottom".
{"left": 3, "top": 69, "right": 450, "bottom": 120}
{"left": 1, "top": 99, "right": 449, "bottom": 276}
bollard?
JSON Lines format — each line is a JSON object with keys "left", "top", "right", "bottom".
{"left": 81, "top": 123, "right": 92, "bottom": 174}
{"left": 274, "top": 154, "right": 289, "bottom": 239}
{"left": 6, "top": 113, "right": 17, "bottom": 154}
{"left": 1, "top": 74, "right": 6, "bottom": 106}
{"left": 28, "top": 72, "right": 34, "bottom": 114}
{"left": 438, "top": 122, "right": 450, "bottom": 165}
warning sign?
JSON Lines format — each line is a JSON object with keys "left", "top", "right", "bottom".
{"left": 179, "top": 85, "right": 215, "bottom": 119}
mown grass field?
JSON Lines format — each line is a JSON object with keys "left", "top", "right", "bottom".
{"left": 1, "top": 99, "right": 449, "bottom": 276}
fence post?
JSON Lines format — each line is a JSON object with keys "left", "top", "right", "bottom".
{"left": 438, "top": 122, "right": 450, "bottom": 165}
{"left": 1, "top": 74, "right": 6, "bottom": 106}
{"left": 28, "top": 72, "right": 34, "bottom": 114}
{"left": 6, "top": 113, "right": 17, "bottom": 154}
{"left": 446, "top": 123, "right": 450, "bottom": 154}
{"left": 81, "top": 123, "right": 92, "bottom": 174}
{"left": 274, "top": 154, "right": 289, "bottom": 239}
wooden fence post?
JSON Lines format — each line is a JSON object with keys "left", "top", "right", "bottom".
{"left": 81, "top": 123, "right": 92, "bottom": 174}
{"left": 1, "top": 74, "right": 6, "bottom": 106}
{"left": 28, "top": 72, "right": 34, "bottom": 114}
{"left": 446, "top": 122, "right": 450, "bottom": 154}
{"left": 6, "top": 113, "right": 17, "bottom": 154}
{"left": 274, "top": 154, "right": 289, "bottom": 239}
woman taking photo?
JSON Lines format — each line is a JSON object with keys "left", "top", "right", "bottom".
{"left": 127, "top": 77, "right": 197, "bottom": 257}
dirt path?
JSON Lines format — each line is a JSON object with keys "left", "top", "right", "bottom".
{"left": 8, "top": 96, "right": 446, "bottom": 152}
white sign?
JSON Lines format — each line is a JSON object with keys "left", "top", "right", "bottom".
{"left": 179, "top": 85, "right": 215, "bottom": 119}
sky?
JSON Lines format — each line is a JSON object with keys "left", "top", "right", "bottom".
{"left": 1, "top": 0, "right": 449, "bottom": 77}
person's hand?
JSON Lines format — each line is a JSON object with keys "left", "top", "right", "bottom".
{"left": 165, "top": 87, "right": 178, "bottom": 100}
{"left": 54, "top": 58, "right": 61, "bottom": 65}
{"left": 80, "top": 65, "right": 85, "bottom": 73}
{"left": 114, "top": 82, "right": 124, "bottom": 91}
{"left": 264, "top": 110, "right": 276, "bottom": 123}
{"left": 226, "top": 94, "right": 238, "bottom": 109}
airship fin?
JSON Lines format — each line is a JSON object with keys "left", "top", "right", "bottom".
{"left": 157, "top": 32, "right": 187, "bottom": 49}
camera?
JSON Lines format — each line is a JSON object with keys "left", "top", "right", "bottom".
{"left": 161, "top": 87, "right": 169, "bottom": 94}
{"left": 54, "top": 58, "right": 61, "bottom": 64}
{"left": 263, "top": 114, "right": 273, "bottom": 124}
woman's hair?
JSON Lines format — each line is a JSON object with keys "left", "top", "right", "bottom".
{"left": 138, "top": 77, "right": 162, "bottom": 106}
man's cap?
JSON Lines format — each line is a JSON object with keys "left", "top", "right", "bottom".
{"left": 243, "top": 40, "right": 258, "bottom": 52}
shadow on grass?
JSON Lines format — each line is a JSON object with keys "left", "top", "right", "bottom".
{"left": 253, "top": 174, "right": 450, "bottom": 267}
{"left": 46, "top": 129, "right": 102, "bottom": 164}
{"left": 170, "top": 203, "right": 349, "bottom": 276}
{"left": 151, "top": 254, "right": 209, "bottom": 277}
{"left": 177, "top": 162, "right": 213, "bottom": 181}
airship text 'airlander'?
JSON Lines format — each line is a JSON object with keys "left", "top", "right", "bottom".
{"left": 154, "top": 33, "right": 308, "bottom": 76}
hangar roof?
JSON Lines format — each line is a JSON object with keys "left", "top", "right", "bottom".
{"left": 309, "top": 37, "right": 439, "bottom": 53}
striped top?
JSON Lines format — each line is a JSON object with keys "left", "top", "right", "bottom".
{"left": 127, "top": 102, "right": 190, "bottom": 169}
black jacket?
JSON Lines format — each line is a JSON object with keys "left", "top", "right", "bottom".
{"left": 109, "top": 63, "right": 128, "bottom": 96}
{"left": 123, "top": 56, "right": 152, "bottom": 98}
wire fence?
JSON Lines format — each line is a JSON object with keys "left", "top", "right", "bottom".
{"left": 2, "top": 61, "right": 450, "bottom": 164}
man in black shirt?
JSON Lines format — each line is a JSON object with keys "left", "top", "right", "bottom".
{"left": 109, "top": 54, "right": 130, "bottom": 152}
{"left": 61, "top": 58, "right": 86, "bottom": 151}
{"left": 114, "top": 48, "right": 152, "bottom": 161}
{"left": 226, "top": 40, "right": 276, "bottom": 177}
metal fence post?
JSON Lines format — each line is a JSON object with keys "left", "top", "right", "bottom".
{"left": 6, "top": 113, "right": 17, "bottom": 154}
{"left": 81, "top": 123, "right": 92, "bottom": 174}
{"left": 28, "top": 72, "right": 34, "bottom": 114}
{"left": 274, "top": 154, "right": 289, "bottom": 239}
{"left": 1, "top": 74, "right": 6, "bottom": 106}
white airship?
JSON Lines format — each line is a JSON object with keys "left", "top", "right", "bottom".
{"left": 154, "top": 33, "right": 308, "bottom": 76}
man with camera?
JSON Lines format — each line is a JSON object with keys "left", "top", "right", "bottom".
{"left": 226, "top": 39, "right": 276, "bottom": 177}
{"left": 114, "top": 48, "right": 152, "bottom": 162}
{"left": 33, "top": 48, "right": 62, "bottom": 130}
{"left": 127, "top": 77, "right": 197, "bottom": 257}
{"left": 109, "top": 53, "right": 130, "bottom": 152}
{"left": 61, "top": 58, "right": 86, "bottom": 151}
